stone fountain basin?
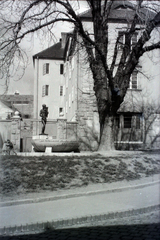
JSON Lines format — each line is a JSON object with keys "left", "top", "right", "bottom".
{"left": 31, "top": 138, "right": 79, "bottom": 152}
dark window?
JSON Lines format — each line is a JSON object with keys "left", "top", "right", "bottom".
{"left": 60, "top": 86, "right": 63, "bottom": 96}
{"left": 43, "top": 63, "right": 49, "bottom": 75}
{"left": 124, "top": 115, "right": 132, "bottom": 128}
{"left": 59, "top": 108, "right": 64, "bottom": 116}
{"left": 60, "top": 64, "right": 64, "bottom": 74}
{"left": 6, "top": 114, "right": 11, "bottom": 120}
{"left": 131, "top": 71, "right": 138, "bottom": 89}
{"left": 42, "top": 85, "right": 49, "bottom": 97}
{"left": 59, "top": 108, "right": 63, "bottom": 113}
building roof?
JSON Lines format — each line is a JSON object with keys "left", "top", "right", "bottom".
{"left": 79, "top": 1, "right": 155, "bottom": 23}
{"left": 0, "top": 95, "right": 33, "bottom": 117}
{"left": 0, "top": 99, "right": 16, "bottom": 112}
{"left": 118, "top": 101, "right": 142, "bottom": 113}
{"left": 33, "top": 41, "right": 65, "bottom": 60}
{"left": 13, "top": 104, "right": 32, "bottom": 116}
{"left": 0, "top": 94, "right": 33, "bottom": 103}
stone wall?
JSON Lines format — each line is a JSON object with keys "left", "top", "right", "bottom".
{"left": 66, "top": 122, "right": 78, "bottom": 140}
{"left": 11, "top": 118, "right": 21, "bottom": 151}
{"left": 0, "top": 117, "right": 21, "bottom": 152}
{"left": 57, "top": 119, "right": 67, "bottom": 139}
{"left": 0, "top": 120, "right": 12, "bottom": 149}
{"left": 77, "top": 92, "right": 99, "bottom": 151}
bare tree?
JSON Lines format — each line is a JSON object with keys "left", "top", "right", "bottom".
{"left": 116, "top": 87, "right": 160, "bottom": 150}
{"left": 141, "top": 102, "right": 160, "bottom": 149}
{"left": 0, "top": 0, "right": 160, "bottom": 150}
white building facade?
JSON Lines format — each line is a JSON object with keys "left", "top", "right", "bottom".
{"left": 33, "top": 42, "right": 66, "bottom": 136}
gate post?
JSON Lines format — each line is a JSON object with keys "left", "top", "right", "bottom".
{"left": 11, "top": 111, "right": 21, "bottom": 152}
{"left": 57, "top": 119, "right": 67, "bottom": 140}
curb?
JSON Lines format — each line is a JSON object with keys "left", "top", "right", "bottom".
{"left": 16, "top": 150, "right": 143, "bottom": 157}
{"left": 0, "top": 180, "right": 159, "bottom": 207}
{"left": 0, "top": 204, "right": 159, "bottom": 236}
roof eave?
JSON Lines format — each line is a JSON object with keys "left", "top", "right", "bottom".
{"left": 33, "top": 56, "right": 65, "bottom": 61}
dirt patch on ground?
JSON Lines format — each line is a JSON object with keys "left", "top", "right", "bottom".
{"left": 0, "top": 151, "right": 160, "bottom": 200}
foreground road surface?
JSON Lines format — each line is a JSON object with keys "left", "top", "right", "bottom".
{"left": 0, "top": 181, "right": 159, "bottom": 228}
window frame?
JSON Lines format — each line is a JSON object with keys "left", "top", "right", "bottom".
{"left": 118, "top": 31, "right": 138, "bottom": 50}
{"left": 43, "top": 63, "right": 49, "bottom": 75}
{"left": 59, "top": 107, "right": 64, "bottom": 117}
{"left": 42, "top": 85, "right": 49, "bottom": 97}
{"left": 123, "top": 114, "right": 142, "bottom": 129}
{"left": 124, "top": 114, "right": 132, "bottom": 129}
{"left": 60, "top": 86, "right": 63, "bottom": 96}
{"left": 60, "top": 64, "right": 64, "bottom": 75}
{"left": 129, "top": 71, "right": 138, "bottom": 89}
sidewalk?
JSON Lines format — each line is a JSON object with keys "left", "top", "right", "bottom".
{"left": 0, "top": 174, "right": 160, "bottom": 234}
{"left": 1, "top": 174, "right": 160, "bottom": 206}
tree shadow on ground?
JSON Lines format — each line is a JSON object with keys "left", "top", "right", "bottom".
{"left": 0, "top": 223, "right": 160, "bottom": 240}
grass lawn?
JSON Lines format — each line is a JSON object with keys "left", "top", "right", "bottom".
{"left": 0, "top": 151, "right": 160, "bottom": 200}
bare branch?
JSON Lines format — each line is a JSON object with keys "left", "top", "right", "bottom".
{"left": 143, "top": 41, "right": 160, "bottom": 52}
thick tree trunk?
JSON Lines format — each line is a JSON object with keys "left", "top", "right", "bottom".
{"left": 98, "top": 115, "right": 115, "bottom": 151}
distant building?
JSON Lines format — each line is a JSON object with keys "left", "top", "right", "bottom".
{"left": 0, "top": 93, "right": 34, "bottom": 152}
{"left": 0, "top": 100, "right": 15, "bottom": 120}
{"left": 0, "top": 94, "right": 33, "bottom": 120}
{"left": 33, "top": 41, "right": 65, "bottom": 120}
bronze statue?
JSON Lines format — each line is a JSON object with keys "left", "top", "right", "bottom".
{"left": 40, "top": 104, "right": 48, "bottom": 134}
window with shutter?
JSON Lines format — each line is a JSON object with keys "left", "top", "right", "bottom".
{"left": 60, "top": 86, "right": 63, "bottom": 96}
{"left": 42, "top": 85, "right": 49, "bottom": 97}
{"left": 43, "top": 63, "right": 49, "bottom": 75}
{"left": 130, "top": 71, "right": 138, "bottom": 89}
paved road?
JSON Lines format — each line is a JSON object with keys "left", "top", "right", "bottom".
{"left": 0, "top": 180, "right": 160, "bottom": 228}
{"left": 0, "top": 182, "right": 160, "bottom": 239}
